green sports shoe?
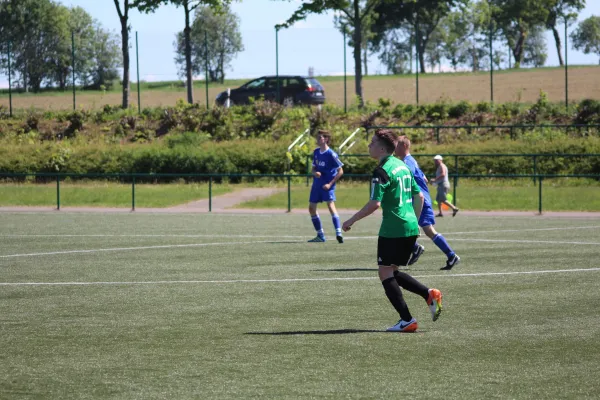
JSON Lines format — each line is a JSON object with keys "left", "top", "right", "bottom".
{"left": 308, "top": 235, "right": 326, "bottom": 243}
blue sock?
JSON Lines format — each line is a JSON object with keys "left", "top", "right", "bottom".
{"left": 433, "top": 234, "right": 455, "bottom": 258}
{"left": 332, "top": 214, "right": 342, "bottom": 236}
{"left": 311, "top": 215, "right": 324, "bottom": 237}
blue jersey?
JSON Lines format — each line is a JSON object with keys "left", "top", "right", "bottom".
{"left": 312, "top": 148, "right": 343, "bottom": 184}
{"left": 403, "top": 154, "right": 432, "bottom": 206}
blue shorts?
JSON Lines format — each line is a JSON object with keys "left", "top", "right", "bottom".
{"left": 418, "top": 203, "right": 435, "bottom": 227}
{"left": 309, "top": 183, "right": 336, "bottom": 203}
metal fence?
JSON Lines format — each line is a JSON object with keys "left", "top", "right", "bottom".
{"left": 1, "top": 172, "right": 598, "bottom": 214}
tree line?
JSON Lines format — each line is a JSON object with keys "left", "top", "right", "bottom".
{"left": 1, "top": 0, "right": 599, "bottom": 109}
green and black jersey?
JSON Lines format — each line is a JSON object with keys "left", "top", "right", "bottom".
{"left": 370, "top": 155, "right": 421, "bottom": 238}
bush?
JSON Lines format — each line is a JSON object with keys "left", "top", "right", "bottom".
{"left": 448, "top": 101, "right": 473, "bottom": 119}
{"left": 575, "top": 99, "right": 600, "bottom": 125}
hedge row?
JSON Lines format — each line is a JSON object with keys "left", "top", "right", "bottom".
{"left": 1, "top": 137, "right": 599, "bottom": 179}
{"left": 1, "top": 96, "right": 600, "bottom": 145}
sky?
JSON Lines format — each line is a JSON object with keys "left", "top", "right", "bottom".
{"left": 1, "top": 0, "right": 599, "bottom": 88}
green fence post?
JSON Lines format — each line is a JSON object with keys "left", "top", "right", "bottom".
{"left": 131, "top": 175, "right": 136, "bottom": 211}
{"left": 564, "top": 16, "right": 569, "bottom": 111}
{"left": 435, "top": 127, "right": 440, "bottom": 144}
{"left": 205, "top": 30, "right": 209, "bottom": 109}
{"left": 287, "top": 175, "right": 291, "bottom": 212}
{"left": 453, "top": 155, "right": 458, "bottom": 207}
{"left": 415, "top": 16, "right": 420, "bottom": 106}
{"left": 532, "top": 155, "right": 537, "bottom": 185}
{"left": 343, "top": 29, "right": 347, "bottom": 113}
{"left": 71, "top": 31, "right": 76, "bottom": 110}
{"left": 209, "top": 176, "right": 212, "bottom": 212}
{"left": 56, "top": 174, "right": 61, "bottom": 210}
{"left": 136, "top": 31, "right": 141, "bottom": 114}
{"left": 275, "top": 27, "right": 280, "bottom": 104}
{"left": 489, "top": 21, "right": 494, "bottom": 105}
{"left": 7, "top": 41, "right": 13, "bottom": 117}
{"left": 538, "top": 176, "right": 543, "bottom": 214}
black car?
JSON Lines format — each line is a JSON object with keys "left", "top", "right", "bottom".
{"left": 215, "top": 75, "right": 325, "bottom": 106}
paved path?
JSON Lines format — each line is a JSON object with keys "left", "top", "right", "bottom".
{"left": 0, "top": 187, "right": 599, "bottom": 218}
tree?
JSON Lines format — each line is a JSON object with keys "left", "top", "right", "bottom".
{"left": 491, "top": 0, "right": 553, "bottom": 68}
{"left": 135, "top": 0, "right": 233, "bottom": 104}
{"left": 545, "top": 0, "right": 585, "bottom": 66}
{"left": 173, "top": 5, "right": 243, "bottom": 83}
{"left": 113, "top": 0, "right": 133, "bottom": 108}
{"left": 0, "top": 0, "right": 67, "bottom": 92}
{"left": 571, "top": 16, "right": 600, "bottom": 64}
{"left": 371, "top": 0, "right": 461, "bottom": 74}
{"left": 522, "top": 25, "right": 548, "bottom": 67}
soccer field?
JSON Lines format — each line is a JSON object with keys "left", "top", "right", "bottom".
{"left": 1, "top": 212, "right": 600, "bottom": 399}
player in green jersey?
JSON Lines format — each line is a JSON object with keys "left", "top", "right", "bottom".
{"left": 342, "top": 129, "right": 443, "bottom": 332}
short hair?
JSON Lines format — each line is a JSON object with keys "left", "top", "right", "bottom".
{"left": 374, "top": 129, "right": 398, "bottom": 154}
{"left": 316, "top": 129, "right": 331, "bottom": 143}
{"left": 397, "top": 135, "right": 411, "bottom": 150}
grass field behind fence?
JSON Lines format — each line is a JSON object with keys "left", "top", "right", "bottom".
{"left": 1, "top": 65, "right": 599, "bottom": 110}
{"left": 1, "top": 212, "right": 599, "bottom": 399}
{"left": 1, "top": 179, "right": 599, "bottom": 211}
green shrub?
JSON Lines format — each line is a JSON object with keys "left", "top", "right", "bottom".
{"left": 448, "top": 101, "right": 473, "bottom": 119}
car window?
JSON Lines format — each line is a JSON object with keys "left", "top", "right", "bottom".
{"left": 287, "top": 78, "right": 304, "bottom": 89}
{"left": 308, "top": 78, "right": 323, "bottom": 89}
{"left": 266, "top": 78, "right": 278, "bottom": 89}
{"left": 243, "top": 78, "right": 266, "bottom": 89}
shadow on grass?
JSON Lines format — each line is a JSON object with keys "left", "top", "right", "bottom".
{"left": 245, "top": 329, "right": 386, "bottom": 335}
{"left": 312, "top": 267, "right": 430, "bottom": 272}
{"left": 312, "top": 268, "right": 376, "bottom": 272}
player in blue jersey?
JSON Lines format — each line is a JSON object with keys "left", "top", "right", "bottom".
{"left": 308, "top": 130, "right": 345, "bottom": 243}
{"left": 395, "top": 135, "right": 460, "bottom": 270}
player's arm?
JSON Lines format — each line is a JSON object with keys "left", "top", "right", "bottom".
{"left": 411, "top": 176, "right": 423, "bottom": 220}
{"left": 342, "top": 200, "right": 379, "bottom": 232}
{"left": 311, "top": 165, "right": 321, "bottom": 178}
{"left": 325, "top": 167, "right": 343, "bottom": 188}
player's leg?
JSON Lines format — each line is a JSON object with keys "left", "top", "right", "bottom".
{"left": 441, "top": 186, "right": 459, "bottom": 216}
{"left": 308, "top": 187, "right": 325, "bottom": 242}
{"left": 407, "top": 204, "right": 434, "bottom": 266}
{"left": 435, "top": 186, "right": 445, "bottom": 217}
{"left": 422, "top": 224, "right": 461, "bottom": 270}
{"left": 326, "top": 199, "right": 343, "bottom": 243}
{"left": 378, "top": 237, "right": 417, "bottom": 332}
{"left": 388, "top": 236, "right": 443, "bottom": 322}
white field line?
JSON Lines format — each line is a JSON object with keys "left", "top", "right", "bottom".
{"left": 1, "top": 236, "right": 600, "bottom": 259}
{"left": 1, "top": 225, "right": 598, "bottom": 239}
{"left": 2, "top": 267, "right": 600, "bottom": 286}
{"left": 0, "top": 240, "right": 300, "bottom": 258}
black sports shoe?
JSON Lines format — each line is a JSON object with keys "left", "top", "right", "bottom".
{"left": 407, "top": 244, "right": 425, "bottom": 266}
{"left": 336, "top": 235, "right": 344, "bottom": 244}
{"left": 441, "top": 254, "right": 461, "bottom": 270}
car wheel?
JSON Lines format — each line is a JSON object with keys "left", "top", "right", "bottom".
{"left": 282, "top": 96, "right": 295, "bottom": 107}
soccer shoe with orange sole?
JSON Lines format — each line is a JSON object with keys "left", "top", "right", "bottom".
{"left": 386, "top": 318, "right": 418, "bottom": 332}
{"left": 427, "top": 288, "right": 443, "bottom": 321}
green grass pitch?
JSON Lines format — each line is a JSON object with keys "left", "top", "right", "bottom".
{"left": 1, "top": 212, "right": 599, "bottom": 399}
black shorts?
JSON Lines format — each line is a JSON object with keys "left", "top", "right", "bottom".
{"left": 377, "top": 236, "right": 418, "bottom": 267}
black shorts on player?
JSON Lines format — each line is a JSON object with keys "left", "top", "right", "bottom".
{"left": 377, "top": 236, "right": 418, "bottom": 267}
